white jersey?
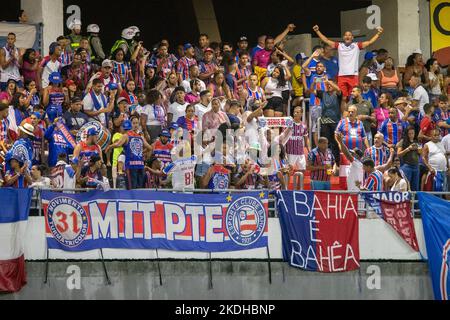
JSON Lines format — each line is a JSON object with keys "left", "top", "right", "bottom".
{"left": 346, "top": 159, "right": 364, "bottom": 191}
{"left": 335, "top": 42, "right": 362, "bottom": 76}
{"left": 50, "top": 161, "right": 76, "bottom": 190}
{"left": 166, "top": 157, "right": 196, "bottom": 190}
{"left": 168, "top": 101, "right": 189, "bottom": 123}
{"left": 1, "top": 46, "right": 21, "bottom": 82}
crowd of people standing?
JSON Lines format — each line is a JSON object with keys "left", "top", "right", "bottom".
{"left": 0, "top": 12, "right": 449, "bottom": 194}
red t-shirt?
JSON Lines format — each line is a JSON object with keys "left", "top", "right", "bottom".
{"left": 420, "top": 116, "right": 435, "bottom": 138}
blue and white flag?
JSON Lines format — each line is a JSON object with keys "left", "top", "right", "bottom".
{"left": 418, "top": 192, "right": 450, "bottom": 300}
{"left": 0, "top": 188, "right": 33, "bottom": 292}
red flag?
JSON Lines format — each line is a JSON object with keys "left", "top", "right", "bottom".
{"left": 363, "top": 192, "right": 419, "bottom": 252}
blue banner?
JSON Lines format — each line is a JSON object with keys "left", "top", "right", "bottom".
{"left": 42, "top": 190, "right": 268, "bottom": 252}
{"left": 276, "top": 191, "right": 360, "bottom": 272}
{"left": 418, "top": 192, "right": 450, "bottom": 300}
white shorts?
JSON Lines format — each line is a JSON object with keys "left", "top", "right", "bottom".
{"left": 288, "top": 154, "right": 306, "bottom": 171}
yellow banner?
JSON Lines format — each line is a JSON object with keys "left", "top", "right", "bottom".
{"left": 430, "top": 0, "right": 450, "bottom": 65}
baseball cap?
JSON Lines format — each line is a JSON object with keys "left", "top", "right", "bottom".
{"left": 160, "top": 129, "right": 171, "bottom": 138}
{"left": 87, "top": 128, "right": 98, "bottom": 136}
{"left": 204, "top": 47, "right": 214, "bottom": 53}
{"left": 108, "top": 82, "right": 118, "bottom": 91}
{"left": 46, "top": 107, "right": 59, "bottom": 122}
{"left": 364, "top": 51, "right": 376, "bottom": 60}
{"left": 71, "top": 96, "right": 82, "bottom": 104}
{"left": 183, "top": 43, "right": 193, "bottom": 51}
{"left": 169, "top": 123, "right": 179, "bottom": 130}
{"left": 238, "top": 36, "right": 248, "bottom": 42}
{"left": 412, "top": 49, "right": 422, "bottom": 54}
{"left": 65, "top": 79, "right": 76, "bottom": 87}
{"left": 117, "top": 97, "right": 128, "bottom": 104}
{"left": 295, "top": 53, "right": 307, "bottom": 61}
{"left": 122, "top": 120, "right": 132, "bottom": 130}
{"left": 48, "top": 72, "right": 62, "bottom": 84}
{"left": 32, "top": 112, "right": 42, "bottom": 119}
{"left": 367, "top": 73, "right": 378, "bottom": 81}
{"left": 102, "top": 59, "right": 113, "bottom": 68}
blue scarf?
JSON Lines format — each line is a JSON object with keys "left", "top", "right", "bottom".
{"left": 90, "top": 90, "right": 107, "bottom": 111}
{"left": 90, "top": 90, "right": 108, "bottom": 124}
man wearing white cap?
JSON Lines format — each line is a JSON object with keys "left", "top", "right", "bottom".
{"left": 5, "top": 123, "right": 35, "bottom": 171}
{"left": 67, "top": 19, "right": 83, "bottom": 52}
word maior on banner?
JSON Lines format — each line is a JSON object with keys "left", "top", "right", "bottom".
{"left": 276, "top": 191, "right": 360, "bottom": 273}
{"left": 42, "top": 190, "right": 269, "bottom": 252}
{"left": 362, "top": 192, "right": 419, "bottom": 251}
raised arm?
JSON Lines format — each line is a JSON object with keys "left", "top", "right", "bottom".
{"left": 312, "top": 25, "right": 335, "bottom": 48}
{"left": 274, "top": 24, "right": 296, "bottom": 46}
{"left": 335, "top": 132, "right": 354, "bottom": 163}
{"left": 361, "top": 27, "right": 384, "bottom": 49}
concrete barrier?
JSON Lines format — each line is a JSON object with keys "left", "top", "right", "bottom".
{"left": 0, "top": 261, "right": 433, "bottom": 300}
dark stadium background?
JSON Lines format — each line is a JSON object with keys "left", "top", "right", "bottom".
{"left": 2, "top": 0, "right": 371, "bottom": 53}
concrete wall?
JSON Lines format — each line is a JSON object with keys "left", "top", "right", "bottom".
{"left": 192, "top": 0, "right": 221, "bottom": 42}
{"left": 419, "top": 0, "right": 431, "bottom": 60}
{"left": 21, "top": 0, "right": 64, "bottom": 55}
{"left": 0, "top": 261, "right": 433, "bottom": 300}
{"left": 341, "top": 0, "right": 429, "bottom": 67}
{"left": 397, "top": 0, "right": 421, "bottom": 66}
{"left": 23, "top": 217, "right": 427, "bottom": 261}
{"left": 283, "top": 34, "right": 312, "bottom": 58}
{"left": 373, "top": 0, "right": 399, "bottom": 64}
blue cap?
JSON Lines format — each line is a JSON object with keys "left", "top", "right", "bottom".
{"left": 122, "top": 120, "right": 132, "bottom": 130}
{"left": 33, "top": 112, "right": 42, "bottom": 119}
{"left": 48, "top": 71, "right": 62, "bottom": 84}
{"left": 169, "top": 122, "right": 179, "bottom": 130}
{"left": 295, "top": 53, "right": 307, "bottom": 61}
{"left": 87, "top": 128, "right": 98, "bottom": 136}
{"left": 183, "top": 43, "right": 193, "bottom": 51}
{"left": 160, "top": 129, "right": 171, "bottom": 138}
{"left": 46, "top": 107, "right": 58, "bottom": 122}
{"left": 108, "top": 82, "right": 118, "bottom": 91}
{"left": 364, "top": 51, "right": 376, "bottom": 61}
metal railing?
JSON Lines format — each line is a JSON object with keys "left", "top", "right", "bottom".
{"left": 29, "top": 187, "right": 450, "bottom": 219}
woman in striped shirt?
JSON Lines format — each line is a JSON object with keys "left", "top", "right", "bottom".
{"left": 112, "top": 48, "right": 132, "bottom": 88}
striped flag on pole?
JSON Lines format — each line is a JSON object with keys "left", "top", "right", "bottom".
{"left": 0, "top": 188, "right": 33, "bottom": 293}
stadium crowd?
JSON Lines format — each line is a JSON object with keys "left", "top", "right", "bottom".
{"left": 0, "top": 14, "right": 449, "bottom": 193}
